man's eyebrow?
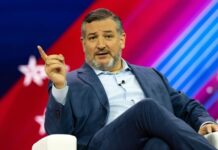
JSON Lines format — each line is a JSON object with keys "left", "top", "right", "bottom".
{"left": 87, "top": 30, "right": 113, "bottom": 36}
{"left": 87, "top": 32, "right": 97, "bottom": 36}
{"left": 103, "top": 30, "right": 113, "bottom": 33}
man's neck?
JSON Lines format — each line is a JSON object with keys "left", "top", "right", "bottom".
{"left": 109, "top": 60, "right": 123, "bottom": 73}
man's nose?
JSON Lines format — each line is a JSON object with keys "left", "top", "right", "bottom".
{"left": 97, "top": 37, "right": 106, "bottom": 49}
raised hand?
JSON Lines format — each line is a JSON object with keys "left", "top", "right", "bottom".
{"left": 37, "top": 45, "right": 67, "bottom": 89}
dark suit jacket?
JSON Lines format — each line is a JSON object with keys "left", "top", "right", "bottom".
{"left": 45, "top": 63, "right": 214, "bottom": 149}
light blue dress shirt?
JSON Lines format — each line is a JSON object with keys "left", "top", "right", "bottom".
{"left": 93, "top": 60, "right": 145, "bottom": 124}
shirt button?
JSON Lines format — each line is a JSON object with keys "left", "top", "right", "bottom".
{"left": 131, "top": 99, "right": 135, "bottom": 104}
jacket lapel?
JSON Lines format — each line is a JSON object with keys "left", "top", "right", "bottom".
{"left": 77, "top": 63, "right": 109, "bottom": 111}
{"left": 129, "top": 64, "right": 153, "bottom": 98}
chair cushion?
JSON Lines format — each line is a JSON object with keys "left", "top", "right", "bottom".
{"left": 204, "top": 132, "right": 218, "bottom": 149}
{"left": 32, "top": 134, "right": 77, "bottom": 150}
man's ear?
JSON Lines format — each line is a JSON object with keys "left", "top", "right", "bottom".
{"left": 120, "top": 32, "right": 126, "bottom": 49}
{"left": 80, "top": 36, "right": 84, "bottom": 43}
{"left": 80, "top": 36, "right": 85, "bottom": 52}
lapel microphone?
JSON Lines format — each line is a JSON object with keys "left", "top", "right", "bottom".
{"left": 118, "top": 80, "right": 125, "bottom": 86}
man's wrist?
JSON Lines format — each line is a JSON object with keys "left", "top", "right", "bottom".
{"left": 54, "top": 81, "right": 67, "bottom": 89}
{"left": 200, "top": 121, "right": 217, "bottom": 129}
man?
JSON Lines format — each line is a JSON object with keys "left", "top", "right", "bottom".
{"left": 38, "top": 8, "right": 218, "bottom": 150}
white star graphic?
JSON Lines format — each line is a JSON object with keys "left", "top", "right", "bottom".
{"left": 18, "top": 56, "right": 47, "bottom": 86}
{"left": 18, "top": 55, "right": 70, "bottom": 86}
{"left": 35, "top": 109, "right": 46, "bottom": 135}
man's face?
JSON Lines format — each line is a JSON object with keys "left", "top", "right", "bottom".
{"left": 81, "top": 18, "right": 126, "bottom": 71}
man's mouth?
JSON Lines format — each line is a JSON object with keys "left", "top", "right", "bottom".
{"left": 95, "top": 51, "right": 109, "bottom": 56}
{"left": 96, "top": 53, "right": 108, "bottom": 55}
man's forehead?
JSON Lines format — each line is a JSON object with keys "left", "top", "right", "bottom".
{"left": 87, "top": 30, "right": 114, "bottom": 35}
{"left": 85, "top": 19, "right": 117, "bottom": 32}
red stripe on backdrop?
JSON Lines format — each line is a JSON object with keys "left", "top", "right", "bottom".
{"left": 0, "top": 0, "right": 146, "bottom": 149}
{"left": 123, "top": 0, "right": 179, "bottom": 63}
{"left": 123, "top": 0, "right": 210, "bottom": 66}
{"left": 0, "top": 80, "right": 49, "bottom": 150}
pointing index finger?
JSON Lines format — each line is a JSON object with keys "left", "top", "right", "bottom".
{"left": 37, "top": 45, "right": 47, "bottom": 61}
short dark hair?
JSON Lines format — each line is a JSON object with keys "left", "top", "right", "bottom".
{"left": 81, "top": 8, "right": 124, "bottom": 38}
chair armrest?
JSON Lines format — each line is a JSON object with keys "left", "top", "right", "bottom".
{"left": 32, "top": 134, "right": 77, "bottom": 150}
{"left": 204, "top": 132, "right": 218, "bottom": 149}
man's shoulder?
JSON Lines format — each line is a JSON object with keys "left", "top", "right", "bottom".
{"left": 129, "top": 64, "right": 155, "bottom": 73}
{"left": 66, "top": 68, "right": 82, "bottom": 84}
{"left": 65, "top": 64, "right": 95, "bottom": 85}
{"left": 67, "top": 69, "right": 79, "bottom": 76}
{"left": 128, "top": 64, "right": 164, "bottom": 79}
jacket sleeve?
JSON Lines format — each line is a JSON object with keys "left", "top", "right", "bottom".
{"left": 44, "top": 82, "right": 75, "bottom": 135}
{"left": 153, "top": 68, "right": 215, "bottom": 131}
